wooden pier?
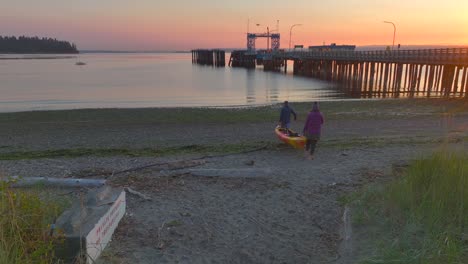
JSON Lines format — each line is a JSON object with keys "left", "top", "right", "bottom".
{"left": 191, "top": 47, "right": 468, "bottom": 98}
{"left": 272, "top": 48, "right": 468, "bottom": 98}
{"left": 192, "top": 49, "right": 225, "bottom": 67}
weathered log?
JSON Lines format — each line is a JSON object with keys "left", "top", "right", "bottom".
{"left": 5, "top": 177, "right": 106, "bottom": 188}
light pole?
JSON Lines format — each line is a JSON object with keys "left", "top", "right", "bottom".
{"left": 383, "top": 21, "right": 396, "bottom": 50}
{"left": 267, "top": 27, "right": 270, "bottom": 51}
{"left": 289, "top": 24, "right": 302, "bottom": 49}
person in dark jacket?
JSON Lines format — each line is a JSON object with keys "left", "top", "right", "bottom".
{"left": 303, "top": 102, "right": 324, "bottom": 160}
{"left": 279, "top": 101, "right": 297, "bottom": 129}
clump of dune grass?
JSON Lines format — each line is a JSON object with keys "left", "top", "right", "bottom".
{"left": 350, "top": 151, "right": 467, "bottom": 264}
{"left": 0, "top": 178, "right": 68, "bottom": 264}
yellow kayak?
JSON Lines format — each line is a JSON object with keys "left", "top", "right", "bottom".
{"left": 275, "top": 126, "right": 306, "bottom": 149}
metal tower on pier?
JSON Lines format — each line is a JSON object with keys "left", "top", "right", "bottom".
{"left": 247, "top": 33, "right": 280, "bottom": 53}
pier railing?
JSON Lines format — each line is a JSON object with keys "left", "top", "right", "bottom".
{"left": 278, "top": 48, "right": 468, "bottom": 65}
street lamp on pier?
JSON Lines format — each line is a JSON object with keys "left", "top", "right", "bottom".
{"left": 383, "top": 21, "right": 396, "bottom": 50}
{"left": 267, "top": 27, "right": 270, "bottom": 51}
{"left": 289, "top": 24, "right": 302, "bottom": 49}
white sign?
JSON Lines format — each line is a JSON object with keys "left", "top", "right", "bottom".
{"left": 86, "top": 191, "right": 126, "bottom": 264}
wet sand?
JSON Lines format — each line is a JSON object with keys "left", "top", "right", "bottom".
{"left": 0, "top": 99, "right": 467, "bottom": 263}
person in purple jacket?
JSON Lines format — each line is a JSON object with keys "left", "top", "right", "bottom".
{"left": 303, "top": 102, "right": 324, "bottom": 160}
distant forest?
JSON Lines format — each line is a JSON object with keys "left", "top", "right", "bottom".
{"left": 0, "top": 36, "right": 79, "bottom": 54}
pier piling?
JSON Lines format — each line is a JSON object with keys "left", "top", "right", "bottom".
{"left": 191, "top": 49, "right": 225, "bottom": 67}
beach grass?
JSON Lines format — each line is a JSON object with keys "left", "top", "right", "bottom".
{"left": 0, "top": 98, "right": 466, "bottom": 125}
{"left": 0, "top": 180, "right": 69, "bottom": 264}
{"left": 348, "top": 151, "right": 468, "bottom": 263}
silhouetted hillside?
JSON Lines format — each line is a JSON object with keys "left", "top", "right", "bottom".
{"left": 0, "top": 36, "right": 78, "bottom": 54}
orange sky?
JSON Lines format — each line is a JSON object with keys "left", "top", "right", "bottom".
{"left": 1, "top": 0, "right": 467, "bottom": 50}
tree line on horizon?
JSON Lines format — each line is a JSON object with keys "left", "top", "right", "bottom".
{"left": 0, "top": 36, "right": 79, "bottom": 54}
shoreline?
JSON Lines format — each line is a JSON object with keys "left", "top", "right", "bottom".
{"left": 0, "top": 97, "right": 465, "bottom": 115}
{"left": 0, "top": 98, "right": 381, "bottom": 114}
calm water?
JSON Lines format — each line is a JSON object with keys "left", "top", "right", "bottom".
{"left": 0, "top": 53, "right": 344, "bottom": 112}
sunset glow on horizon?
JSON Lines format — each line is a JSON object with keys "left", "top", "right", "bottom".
{"left": 1, "top": 0, "right": 467, "bottom": 51}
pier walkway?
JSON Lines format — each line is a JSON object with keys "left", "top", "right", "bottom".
{"left": 279, "top": 48, "right": 468, "bottom": 64}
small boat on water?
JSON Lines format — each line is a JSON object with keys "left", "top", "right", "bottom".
{"left": 75, "top": 61, "right": 86, "bottom": 66}
{"left": 274, "top": 126, "right": 306, "bottom": 149}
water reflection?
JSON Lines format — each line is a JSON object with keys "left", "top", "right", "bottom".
{"left": 0, "top": 53, "right": 346, "bottom": 112}
{"left": 265, "top": 71, "right": 280, "bottom": 103}
{"left": 245, "top": 69, "right": 256, "bottom": 104}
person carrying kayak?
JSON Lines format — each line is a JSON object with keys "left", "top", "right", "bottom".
{"left": 303, "top": 102, "right": 324, "bottom": 160}
{"left": 279, "top": 101, "right": 297, "bottom": 129}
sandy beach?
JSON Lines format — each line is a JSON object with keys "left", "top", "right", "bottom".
{"left": 0, "top": 99, "right": 467, "bottom": 263}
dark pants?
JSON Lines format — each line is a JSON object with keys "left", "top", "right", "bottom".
{"left": 305, "top": 134, "right": 320, "bottom": 155}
